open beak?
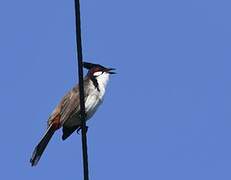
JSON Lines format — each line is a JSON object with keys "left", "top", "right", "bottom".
{"left": 107, "top": 68, "right": 116, "bottom": 74}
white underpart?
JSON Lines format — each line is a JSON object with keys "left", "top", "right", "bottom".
{"left": 85, "top": 72, "right": 110, "bottom": 119}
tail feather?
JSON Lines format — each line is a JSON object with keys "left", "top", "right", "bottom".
{"left": 30, "top": 125, "right": 56, "bottom": 166}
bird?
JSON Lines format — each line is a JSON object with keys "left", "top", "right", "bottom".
{"left": 30, "top": 62, "right": 115, "bottom": 166}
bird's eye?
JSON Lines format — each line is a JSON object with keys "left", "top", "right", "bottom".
{"left": 93, "top": 71, "right": 103, "bottom": 77}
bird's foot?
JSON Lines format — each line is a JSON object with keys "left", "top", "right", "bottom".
{"left": 77, "top": 126, "right": 89, "bottom": 134}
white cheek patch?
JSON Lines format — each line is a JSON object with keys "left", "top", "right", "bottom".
{"left": 93, "top": 71, "right": 103, "bottom": 76}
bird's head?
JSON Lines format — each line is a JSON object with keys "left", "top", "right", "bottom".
{"left": 83, "top": 62, "right": 116, "bottom": 79}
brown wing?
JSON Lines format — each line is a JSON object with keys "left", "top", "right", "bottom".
{"left": 61, "top": 79, "right": 94, "bottom": 140}
{"left": 47, "top": 85, "right": 80, "bottom": 128}
{"left": 47, "top": 78, "right": 92, "bottom": 131}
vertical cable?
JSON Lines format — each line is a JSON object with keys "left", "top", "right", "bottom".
{"left": 74, "top": 0, "right": 89, "bottom": 180}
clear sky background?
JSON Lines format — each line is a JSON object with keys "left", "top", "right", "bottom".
{"left": 0, "top": 0, "right": 231, "bottom": 179}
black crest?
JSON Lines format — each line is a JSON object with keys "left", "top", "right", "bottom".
{"left": 83, "top": 62, "right": 105, "bottom": 70}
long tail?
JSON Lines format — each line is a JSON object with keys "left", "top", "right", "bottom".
{"left": 30, "top": 125, "right": 56, "bottom": 166}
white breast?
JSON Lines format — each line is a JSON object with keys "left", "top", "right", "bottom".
{"left": 85, "top": 72, "right": 110, "bottom": 119}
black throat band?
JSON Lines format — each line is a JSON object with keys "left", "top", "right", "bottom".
{"left": 91, "top": 77, "right": 100, "bottom": 92}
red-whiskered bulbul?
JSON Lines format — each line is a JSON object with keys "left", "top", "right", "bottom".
{"left": 30, "top": 62, "right": 115, "bottom": 166}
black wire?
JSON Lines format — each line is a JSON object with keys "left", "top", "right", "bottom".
{"left": 74, "top": 0, "right": 89, "bottom": 180}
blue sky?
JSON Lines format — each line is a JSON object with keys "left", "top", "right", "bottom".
{"left": 1, "top": 0, "right": 231, "bottom": 179}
